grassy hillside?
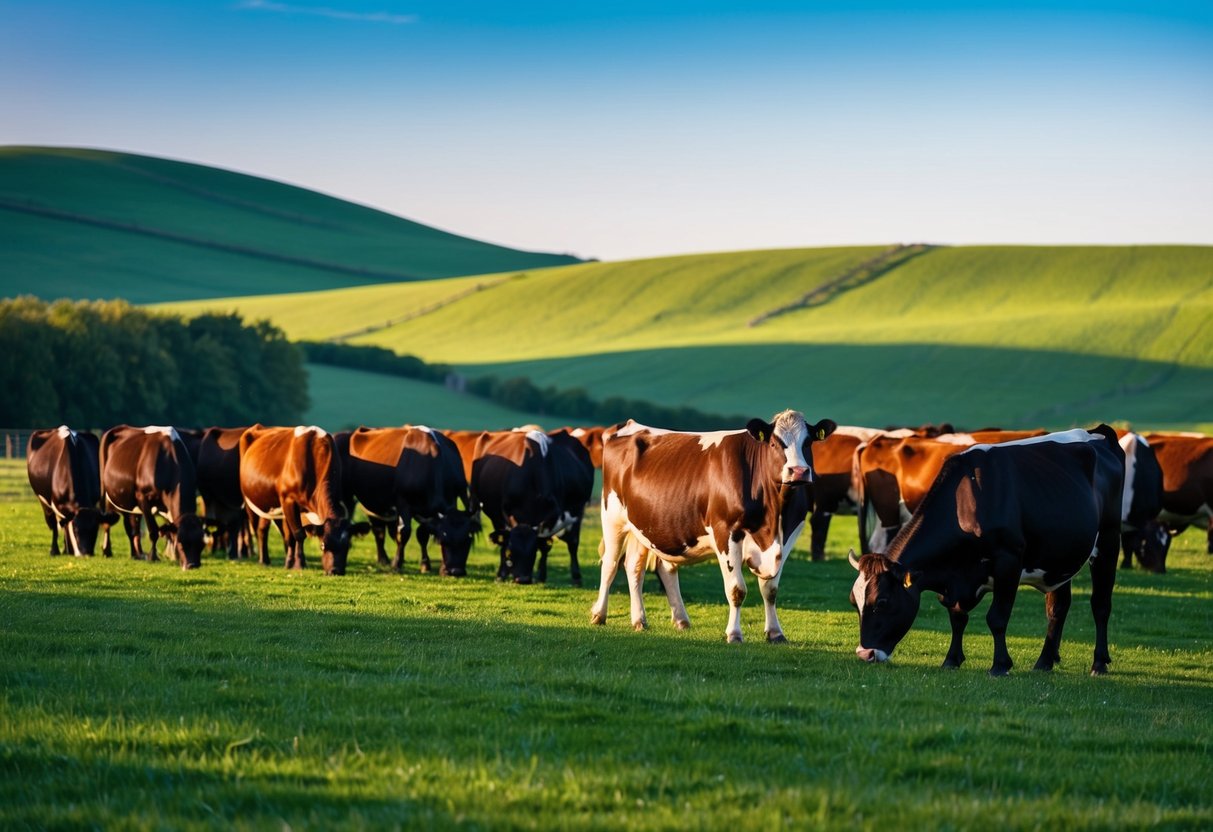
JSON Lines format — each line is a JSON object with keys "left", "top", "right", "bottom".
{"left": 2, "top": 459, "right": 1212, "bottom": 828}
{"left": 162, "top": 245, "right": 1213, "bottom": 431}
{"left": 0, "top": 146, "right": 579, "bottom": 303}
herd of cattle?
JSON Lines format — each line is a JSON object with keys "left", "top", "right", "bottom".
{"left": 24, "top": 414, "right": 1213, "bottom": 675}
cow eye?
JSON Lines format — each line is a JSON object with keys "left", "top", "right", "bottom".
{"left": 874, "top": 597, "right": 889, "bottom": 612}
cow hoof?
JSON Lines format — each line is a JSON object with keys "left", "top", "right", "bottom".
{"left": 418, "top": 563, "right": 431, "bottom": 574}
{"left": 1090, "top": 663, "right": 1110, "bottom": 676}
{"left": 632, "top": 620, "right": 648, "bottom": 632}
{"left": 1033, "top": 663, "right": 1055, "bottom": 673}
{"left": 941, "top": 658, "right": 963, "bottom": 670}
{"left": 571, "top": 578, "right": 583, "bottom": 588}
{"left": 590, "top": 612, "right": 606, "bottom": 626}
{"left": 810, "top": 551, "right": 825, "bottom": 562}
{"left": 726, "top": 633, "right": 743, "bottom": 644}
{"left": 674, "top": 619, "right": 691, "bottom": 631}
{"left": 766, "top": 632, "right": 787, "bottom": 644}
{"left": 988, "top": 666, "right": 1011, "bottom": 677}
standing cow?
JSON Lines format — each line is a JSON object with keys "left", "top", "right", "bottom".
{"left": 100, "top": 425, "right": 207, "bottom": 569}
{"left": 239, "top": 425, "right": 367, "bottom": 575}
{"left": 1142, "top": 432, "right": 1213, "bottom": 558}
{"left": 194, "top": 426, "right": 252, "bottom": 559}
{"left": 1117, "top": 432, "right": 1167, "bottom": 572}
{"left": 338, "top": 426, "right": 479, "bottom": 576}
{"left": 849, "top": 426, "right": 1124, "bottom": 676}
{"left": 27, "top": 426, "right": 115, "bottom": 556}
{"left": 592, "top": 410, "right": 836, "bottom": 643}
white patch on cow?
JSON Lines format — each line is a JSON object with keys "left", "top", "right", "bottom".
{"left": 411, "top": 425, "right": 433, "bottom": 435}
{"left": 56, "top": 425, "right": 75, "bottom": 441}
{"left": 772, "top": 410, "right": 810, "bottom": 478}
{"left": 697, "top": 430, "right": 743, "bottom": 451}
{"left": 244, "top": 498, "right": 285, "bottom": 521}
{"left": 612, "top": 421, "right": 670, "bottom": 438}
{"left": 963, "top": 428, "right": 1093, "bottom": 455}
{"left": 294, "top": 425, "right": 326, "bottom": 437}
{"left": 743, "top": 531, "right": 783, "bottom": 580}
{"left": 1119, "top": 432, "right": 1139, "bottom": 522}
{"left": 834, "top": 425, "right": 883, "bottom": 441}
{"left": 851, "top": 572, "right": 869, "bottom": 614}
{"left": 303, "top": 511, "right": 324, "bottom": 526}
{"left": 571, "top": 428, "right": 587, "bottom": 438}
{"left": 540, "top": 511, "right": 578, "bottom": 538}
{"left": 143, "top": 425, "right": 179, "bottom": 441}
{"left": 526, "top": 430, "right": 551, "bottom": 456}
{"left": 1020, "top": 568, "right": 1073, "bottom": 593}
{"left": 935, "top": 433, "right": 976, "bottom": 445}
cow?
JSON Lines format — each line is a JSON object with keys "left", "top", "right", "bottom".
{"left": 848, "top": 426, "right": 1124, "bottom": 676}
{"left": 27, "top": 426, "right": 116, "bottom": 556}
{"left": 566, "top": 426, "right": 606, "bottom": 469}
{"left": 99, "top": 425, "right": 207, "bottom": 569}
{"left": 855, "top": 429, "right": 1047, "bottom": 554}
{"left": 1117, "top": 432, "right": 1167, "bottom": 572}
{"left": 591, "top": 410, "right": 837, "bottom": 643}
{"left": 239, "top": 425, "right": 368, "bottom": 575}
{"left": 337, "top": 426, "right": 480, "bottom": 576}
{"left": 1142, "top": 431, "right": 1213, "bottom": 557}
{"left": 442, "top": 430, "right": 487, "bottom": 484}
{"left": 471, "top": 429, "right": 592, "bottom": 585}
{"left": 195, "top": 426, "right": 252, "bottom": 559}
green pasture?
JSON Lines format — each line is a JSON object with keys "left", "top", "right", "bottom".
{"left": 303, "top": 363, "right": 576, "bottom": 432}
{"left": 163, "top": 245, "right": 1213, "bottom": 431}
{"left": 0, "top": 147, "right": 578, "bottom": 303}
{"left": 2, "top": 459, "right": 1212, "bottom": 829}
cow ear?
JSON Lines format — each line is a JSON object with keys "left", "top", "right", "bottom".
{"left": 811, "top": 419, "right": 837, "bottom": 441}
{"left": 746, "top": 419, "right": 774, "bottom": 443}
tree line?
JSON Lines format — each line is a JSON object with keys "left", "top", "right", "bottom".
{"left": 0, "top": 297, "right": 307, "bottom": 427}
{"left": 299, "top": 341, "right": 749, "bottom": 430}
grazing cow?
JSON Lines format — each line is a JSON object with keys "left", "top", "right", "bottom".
{"left": 239, "top": 425, "right": 368, "bottom": 575}
{"left": 1117, "top": 432, "right": 1167, "bottom": 573}
{"left": 195, "top": 426, "right": 251, "bottom": 559}
{"left": 592, "top": 410, "right": 837, "bottom": 643}
{"left": 849, "top": 426, "right": 1124, "bottom": 676}
{"left": 855, "top": 429, "right": 1046, "bottom": 554}
{"left": 100, "top": 425, "right": 206, "bottom": 569}
{"left": 338, "top": 426, "right": 480, "bottom": 576}
{"left": 471, "top": 429, "right": 592, "bottom": 585}
{"left": 1142, "top": 432, "right": 1213, "bottom": 557}
{"left": 27, "top": 426, "right": 115, "bottom": 556}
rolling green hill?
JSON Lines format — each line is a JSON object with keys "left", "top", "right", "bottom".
{"left": 161, "top": 245, "right": 1213, "bottom": 432}
{"left": 0, "top": 146, "right": 580, "bottom": 303}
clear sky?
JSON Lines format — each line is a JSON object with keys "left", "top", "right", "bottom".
{"left": 3, "top": 1, "right": 1211, "bottom": 260}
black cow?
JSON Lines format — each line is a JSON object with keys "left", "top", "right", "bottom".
{"left": 337, "top": 426, "right": 479, "bottom": 576}
{"left": 195, "top": 426, "right": 251, "bottom": 559}
{"left": 27, "top": 426, "right": 116, "bottom": 556}
{"left": 1118, "top": 431, "right": 1167, "bottom": 573}
{"left": 849, "top": 426, "right": 1123, "bottom": 676}
{"left": 100, "top": 425, "right": 207, "bottom": 569}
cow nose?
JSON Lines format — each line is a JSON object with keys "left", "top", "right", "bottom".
{"left": 856, "top": 646, "right": 877, "bottom": 663}
{"left": 785, "top": 466, "right": 812, "bottom": 483}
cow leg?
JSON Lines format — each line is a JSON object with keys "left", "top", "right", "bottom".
{"left": 718, "top": 539, "right": 748, "bottom": 644}
{"left": 1206, "top": 516, "right": 1213, "bottom": 555}
{"left": 141, "top": 506, "right": 161, "bottom": 562}
{"left": 102, "top": 517, "right": 112, "bottom": 557}
{"left": 1034, "top": 582, "right": 1073, "bottom": 672}
{"left": 624, "top": 535, "right": 648, "bottom": 631}
{"left": 590, "top": 528, "right": 625, "bottom": 626}
{"left": 562, "top": 520, "right": 583, "bottom": 586}
{"left": 394, "top": 515, "right": 414, "bottom": 573}
{"left": 655, "top": 559, "right": 690, "bottom": 630}
{"left": 942, "top": 607, "right": 969, "bottom": 669}
{"left": 809, "top": 511, "right": 831, "bottom": 561}
{"left": 417, "top": 523, "right": 436, "bottom": 573}
{"left": 123, "top": 513, "right": 143, "bottom": 559}
{"left": 758, "top": 569, "right": 787, "bottom": 644}
{"left": 42, "top": 509, "right": 60, "bottom": 555}
{"left": 536, "top": 538, "right": 552, "bottom": 584}
{"left": 1089, "top": 532, "right": 1119, "bottom": 675}
{"left": 370, "top": 518, "right": 390, "bottom": 567}
{"left": 985, "top": 555, "right": 1021, "bottom": 676}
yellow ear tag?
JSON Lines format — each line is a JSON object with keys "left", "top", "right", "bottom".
{"left": 757, "top": 430, "right": 765, "bottom": 441}
{"left": 903, "top": 572, "right": 913, "bottom": 589}
{"left": 817, "top": 428, "right": 827, "bottom": 440}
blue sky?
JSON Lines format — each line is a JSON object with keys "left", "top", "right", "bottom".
{"left": 3, "top": 1, "right": 1211, "bottom": 259}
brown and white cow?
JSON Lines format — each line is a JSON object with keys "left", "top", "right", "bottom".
{"left": 338, "top": 425, "right": 479, "bottom": 575}
{"left": 100, "top": 425, "right": 206, "bottom": 569}
{"left": 1142, "top": 432, "right": 1213, "bottom": 556}
{"left": 27, "top": 426, "right": 115, "bottom": 556}
{"left": 239, "top": 425, "right": 368, "bottom": 575}
{"left": 592, "top": 410, "right": 836, "bottom": 643}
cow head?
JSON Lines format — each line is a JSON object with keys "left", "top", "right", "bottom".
{"left": 60, "top": 507, "right": 116, "bottom": 556}
{"left": 848, "top": 549, "right": 921, "bottom": 663}
{"left": 748, "top": 411, "right": 837, "bottom": 485}
{"left": 433, "top": 509, "right": 481, "bottom": 577}
{"left": 161, "top": 513, "right": 206, "bottom": 570}
{"left": 499, "top": 517, "right": 540, "bottom": 584}
{"left": 1127, "top": 520, "right": 1173, "bottom": 574}
{"left": 318, "top": 518, "right": 372, "bottom": 576}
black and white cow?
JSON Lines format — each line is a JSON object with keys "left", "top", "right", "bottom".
{"left": 1118, "top": 431, "right": 1167, "bottom": 573}
{"left": 849, "top": 426, "right": 1124, "bottom": 676}
{"left": 27, "top": 426, "right": 116, "bottom": 556}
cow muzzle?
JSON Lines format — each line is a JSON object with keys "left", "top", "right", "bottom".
{"left": 783, "top": 466, "right": 813, "bottom": 484}
{"left": 856, "top": 646, "right": 889, "bottom": 663}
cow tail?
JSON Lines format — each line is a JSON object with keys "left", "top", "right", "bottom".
{"left": 853, "top": 441, "right": 869, "bottom": 552}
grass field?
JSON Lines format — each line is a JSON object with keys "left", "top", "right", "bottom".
{"left": 0, "top": 147, "right": 579, "bottom": 303}
{"left": 2, "top": 459, "right": 1212, "bottom": 829}
{"left": 162, "top": 245, "right": 1213, "bottom": 432}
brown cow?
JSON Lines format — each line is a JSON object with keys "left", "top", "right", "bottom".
{"left": 239, "top": 425, "right": 368, "bottom": 575}
{"left": 27, "top": 426, "right": 116, "bottom": 556}
{"left": 592, "top": 410, "right": 836, "bottom": 642}
{"left": 100, "top": 425, "right": 206, "bottom": 569}
{"left": 1142, "top": 432, "right": 1213, "bottom": 555}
